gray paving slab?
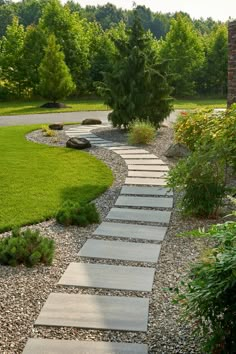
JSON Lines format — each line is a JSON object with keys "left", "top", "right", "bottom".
{"left": 35, "top": 293, "right": 149, "bottom": 331}
{"left": 128, "top": 171, "right": 167, "bottom": 178}
{"left": 108, "top": 146, "right": 138, "bottom": 150}
{"left": 121, "top": 154, "right": 158, "bottom": 159}
{"left": 128, "top": 164, "right": 169, "bottom": 171}
{"left": 107, "top": 207, "right": 171, "bottom": 224}
{"left": 79, "top": 239, "right": 161, "bottom": 262}
{"left": 58, "top": 262, "right": 155, "bottom": 291}
{"left": 121, "top": 186, "right": 173, "bottom": 196}
{"left": 125, "top": 177, "right": 167, "bottom": 186}
{"left": 94, "top": 143, "right": 121, "bottom": 147}
{"left": 125, "top": 159, "right": 165, "bottom": 165}
{"left": 115, "top": 149, "right": 149, "bottom": 154}
{"left": 115, "top": 196, "right": 173, "bottom": 208}
{"left": 23, "top": 339, "right": 148, "bottom": 354}
{"left": 92, "top": 140, "right": 112, "bottom": 144}
{"left": 93, "top": 221, "right": 167, "bottom": 241}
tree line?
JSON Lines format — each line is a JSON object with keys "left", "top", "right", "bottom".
{"left": 0, "top": 0, "right": 228, "bottom": 100}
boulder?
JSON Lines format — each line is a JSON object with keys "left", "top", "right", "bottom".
{"left": 49, "top": 123, "right": 64, "bottom": 130}
{"left": 81, "top": 119, "right": 102, "bottom": 125}
{"left": 40, "top": 102, "right": 71, "bottom": 108}
{"left": 164, "top": 143, "right": 190, "bottom": 158}
{"left": 66, "top": 137, "right": 91, "bottom": 150}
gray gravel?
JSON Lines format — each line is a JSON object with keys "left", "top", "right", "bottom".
{"left": 1, "top": 125, "right": 233, "bottom": 354}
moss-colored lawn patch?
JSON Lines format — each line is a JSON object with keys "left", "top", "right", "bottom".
{"left": 174, "top": 98, "right": 226, "bottom": 110}
{"left": 0, "top": 125, "right": 113, "bottom": 232}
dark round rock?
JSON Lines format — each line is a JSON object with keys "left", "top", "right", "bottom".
{"left": 40, "top": 102, "right": 71, "bottom": 108}
{"left": 49, "top": 123, "right": 64, "bottom": 130}
{"left": 81, "top": 119, "right": 102, "bottom": 125}
{"left": 66, "top": 137, "right": 91, "bottom": 150}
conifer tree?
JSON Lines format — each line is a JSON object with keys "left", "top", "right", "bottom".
{"left": 101, "top": 13, "right": 173, "bottom": 128}
{"left": 39, "top": 34, "right": 75, "bottom": 103}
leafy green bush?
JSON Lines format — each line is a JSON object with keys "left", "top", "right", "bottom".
{"left": 167, "top": 148, "right": 227, "bottom": 217}
{"left": 0, "top": 228, "right": 55, "bottom": 267}
{"left": 128, "top": 119, "right": 156, "bottom": 145}
{"left": 173, "top": 221, "right": 236, "bottom": 353}
{"left": 41, "top": 125, "right": 56, "bottom": 137}
{"left": 56, "top": 201, "right": 100, "bottom": 226}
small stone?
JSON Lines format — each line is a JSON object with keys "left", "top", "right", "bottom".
{"left": 49, "top": 123, "right": 64, "bottom": 130}
{"left": 164, "top": 143, "right": 190, "bottom": 158}
{"left": 66, "top": 137, "right": 91, "bottom": 150}
{"left": 81, "top": 119, "right": 102, "bottom": 125}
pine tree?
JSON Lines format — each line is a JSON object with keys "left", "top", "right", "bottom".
{"left": 101, "top": 14, "right": 173, "bottom": 128}
{"left": 38, "top": 34, "right": 75, "bottom": 103}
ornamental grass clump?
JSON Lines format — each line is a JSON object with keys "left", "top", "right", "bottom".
{"left": 0, "top": 228, "right": 55, "bottom": 267}
{"left": 173, "top": 220, "right": 236, "bottom": 353}
{"left": 128, "top": 119, "right": 156, "bottom": 145}
{"left": 56, "top": 200, "right": 100, "bottom": 227}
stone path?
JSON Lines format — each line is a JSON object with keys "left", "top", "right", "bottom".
{"left": 23, "top": 124, "right": 173, "bottom": 354}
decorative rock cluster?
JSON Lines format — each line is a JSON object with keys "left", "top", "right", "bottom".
{"left": 228, "top": 20, "right": 236, "bottom": 107}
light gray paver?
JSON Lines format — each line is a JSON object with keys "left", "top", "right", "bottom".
{"left": 58, "top": 262, "right": 155, "bottom": 291}
{"left": 23, "top": 339, "right": 148, "bottom": 354}
{"left": 125, "top": 177, "right": 166, "bottom": 186}
{"left": 93, "top": 221, "right": 167, "bottom": 241}
{"left": 35, "top": 293, "right": 149, "bottom": 332}
{"left": 128, "top": 164, "right": 169, "bottom": 171}
{"left": 78, "top": 239, "right": 161, "bottom": 262}
{"left": 125, "top": 159, "right": 166, "bottom": 165}
{"left": 115, "top": 196, "right": 173, "bottom": 208}
{"left": 107, "top": 207, "right": 171, "bottom": 224}
{"left": 121, "top": 186, "right": 173, "bottom": 196}
{"left": 128, "top": 171, "right": 167, "bottom": 178}
{"left": 108, "top": 146, "right": 138, "bottom": 150}
{"left": 114, "top": 149, "right": 149, "bottom": 154}
{"left": 121, "top": 154, "right": 158, "bottom": 159}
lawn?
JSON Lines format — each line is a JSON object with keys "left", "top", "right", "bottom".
{"left": 174, "top": 98, "right": 226, "bottom": 110}
{"left": 0, "top": 125, "right": 113, "bottom": 232}
{"left": 0, "top": 98, "right": 227, "bottom": 116}
{"left": 0, "top": 99, "right": 109, "bottom": 116}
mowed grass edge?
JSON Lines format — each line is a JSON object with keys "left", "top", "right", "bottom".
{"left": 0, "top": 125, "right": 113, "bottom": 232}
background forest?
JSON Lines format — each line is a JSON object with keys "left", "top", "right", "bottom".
{"left": 0, "top": 0, "right": 228, "bottom": 100}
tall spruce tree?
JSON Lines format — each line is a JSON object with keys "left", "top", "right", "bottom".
{"left": 101, "top": 14, "right": 173, "bottom": 128}
{"left": 39, "top": 34, "right": 75, "bottom": 103}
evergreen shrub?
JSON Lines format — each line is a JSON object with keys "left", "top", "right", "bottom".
{"left": 128, "top": 119, "right": 156, "bottom": 144}
{"left": 56, "top": 201, "right": 100, "bottom": 227}
{"left": 173, "top": 220, "right": 236, "bottom": 353}
{"left": 0, "top": 228, "right": 55, "bottom": 267}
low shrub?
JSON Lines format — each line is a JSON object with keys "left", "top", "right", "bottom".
{"left": 128, "top": 119, "right": 156, "bottom": 145}
{"left": 173, "top": 221, "right": 236, "bottom": 353}
{"left": 167, "top": 148, "right": 227, "bottom": 217}
{"left": 56, "top": 200, "right": 100, "bottom": 226}
{"left": 41, "top": 125, "right": 56, "bottom": 137}
{"left": 0, "top": 228, "right": 55, "bottom": 267}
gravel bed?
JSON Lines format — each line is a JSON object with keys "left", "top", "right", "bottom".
{"left": 0, "top": 125, "right": 234, "bottom": 353}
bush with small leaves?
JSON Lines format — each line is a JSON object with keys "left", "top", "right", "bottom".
{"left": 56, "top": 201, "right": 100, "bottom": 227}
{"left": 128, "top": 120, "right": 156, "bottom": 145}
{"left": 173, "top": 220, "right": 236, "bottom": 353}
{"left": 0, "top": 228, "right": 55, "bottom": 267}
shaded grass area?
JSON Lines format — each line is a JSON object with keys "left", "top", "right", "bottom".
{"left": 0, "top": 99, "right": 109, "bottom": 116}
{"left": 0, "top": 125, "right": 113, "bottom": 232}
{"left": 0, "top": 98, "right": 227, "bottom": 116}
{"left": 174, "top": 98, "right": 226, "bottom": 110}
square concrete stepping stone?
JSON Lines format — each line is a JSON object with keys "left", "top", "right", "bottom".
{"left": 115, "top": 196, "right": 173, "bottom": 208}
{"left": 128, "top": 171, "right": 167, "bottom": 178}
{"left": 79, "top": 239, "right": 161, "bottom": 262}
{"left": 107, "top": 208, "right": 171, "bottom": 224}
{"left": 115, "top": 149, "right": 149, "bottom": 154}
{"left": 125, "top": 177, "right": 166, "bottom": 186}
{"left": 121, "top": 154, "right": 158, "bottom": 159}
{"left": 23, "top": 339, "right": 148, "bottom": 354}
{"left": 35, "top": 293, "right": 149, "bottom": 332}
{"left": 58, "top": 262, "right": 155, "bottom": 291}
{"left": 94, "top": 222, "right": 167, "bottom": 241}
{"left": 121, "top": 186, "right": 173, "bottom": 196}
{"left": 128, "top": 164, "right": 169, "bottom": 171}
{"left": 125, "top": 159, "right": 165, "bottom": 165}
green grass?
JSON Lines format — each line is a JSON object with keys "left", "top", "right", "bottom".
{"left": 0, "top": 125, "right": 113, "bottom": 232}
{"left": 174, "top": 98, "right": 226, "bottom": 110}
{"left": 0, "top": 99, "right": 109, "bottom": 116}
